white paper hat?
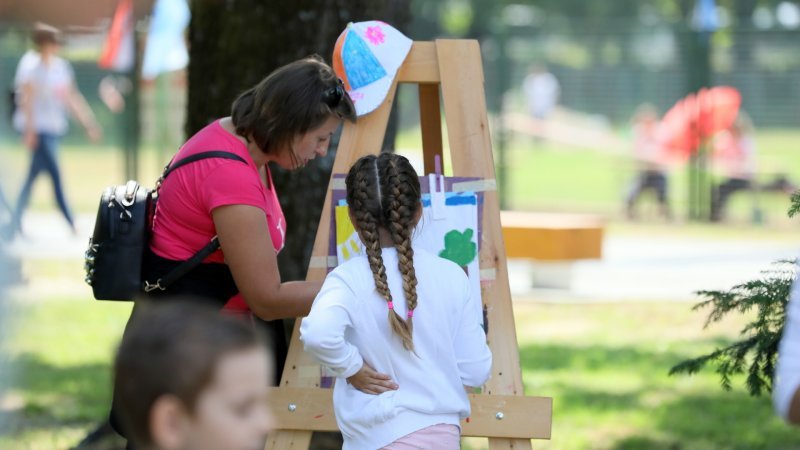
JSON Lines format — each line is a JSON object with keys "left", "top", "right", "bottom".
{"left": 332, "top": 21, "right": 412, "bottom": 117}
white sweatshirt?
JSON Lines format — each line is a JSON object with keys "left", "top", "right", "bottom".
{"left": 774, "top": 263, "right": 800, "bottom": 422}
{"left": 300, "top": 246, "right": 492, "bottom": 450}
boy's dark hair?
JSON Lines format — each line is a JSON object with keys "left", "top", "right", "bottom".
{"left": 231, "top": 55, "right": 356, "bottom": 164}
{"left": 31, "top": 22, "right": 63, "bottom": 47}
{"left": 345, "top": 153, "right": 421, "bottom": 351}
{"left": 113, "top": 301, "right": 264, "bottom": 447}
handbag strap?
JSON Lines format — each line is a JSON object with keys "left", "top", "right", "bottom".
{"left": 155, "top": 150, "right": 247, "bottom": 195}
{"left": 144, "top": 150, "right": 247, "bottom": 293}
{"left": 144, "top": 236, "right": 222, "bottom": 293}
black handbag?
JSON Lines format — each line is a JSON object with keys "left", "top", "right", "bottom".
{"left": 84, "top": 151, "right": 246, "bottom": 301}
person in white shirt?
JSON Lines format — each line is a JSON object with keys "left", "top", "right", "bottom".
{"left": 300, "top": 153, "right": 492, "bottom": 450}
{"left": 522, "top": 63, "right": 560, "bottom": 120}
{"left": 774, "top": 264, "right": 800, "bottom": 425}
{"left": 9, "top": 23, "right": 100, "bottom": 238}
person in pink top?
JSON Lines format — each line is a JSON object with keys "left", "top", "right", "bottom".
{"left": 709, "top": 111, "right": 796, "bottom": 222}
{"left": 109, "top": 56, "right": 363, "bottom": 449}
{"left": 624, "top": 103, "right": 672, "bottom": 221}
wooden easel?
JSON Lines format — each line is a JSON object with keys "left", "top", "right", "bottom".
{"left": 265, "top": 39, "right": 552, "bottom": 450}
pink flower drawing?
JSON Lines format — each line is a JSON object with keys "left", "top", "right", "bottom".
{"left": 350, "top": 91, "right": 365, "bottom": 103}
{"left": 365, "top": 26, "right": 385, "bottom": 45}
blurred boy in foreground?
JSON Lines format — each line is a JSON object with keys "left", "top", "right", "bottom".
{"left": 113, "top": 302, "right": 274, "bottom": 450}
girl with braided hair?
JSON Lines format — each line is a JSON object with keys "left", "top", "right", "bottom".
{"left": 301, "top": 153, "right": 492, "bottom": 450}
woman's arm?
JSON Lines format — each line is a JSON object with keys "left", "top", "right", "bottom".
{"left": 67, "top": 83, "right": 101, "bottom": 142}
{"left": 19, "top": 81, "right": 36, "bottom": 150}
{"left": 213, "top": 204, "right": 321, "bottom": 320}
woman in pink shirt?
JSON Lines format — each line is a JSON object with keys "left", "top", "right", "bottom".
{"left": 110, "top": 56, "right": 360, "bottom": 448}
{"left": 144, "top": 55, "right": 354, "bottom": 317}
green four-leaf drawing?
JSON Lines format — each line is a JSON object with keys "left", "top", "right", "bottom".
{"left": 438, "top": 228, "right": 477, "bottom": 267}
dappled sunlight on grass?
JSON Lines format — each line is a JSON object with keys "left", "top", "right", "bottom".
{"left": 1, "top": 295, "right": 130, "bottom": 448}
{"left": 511, "top": 302, "right": 799, "bottom": 450}
{"left": 3, "top": 293, "right": 799, "bottom": 449}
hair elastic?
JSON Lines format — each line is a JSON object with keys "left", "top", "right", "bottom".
{"left": 387, "top": 301, "right": 394, "bottom": 310}
{"left": 407, "top": 310, "right": 414, "bottom": 319}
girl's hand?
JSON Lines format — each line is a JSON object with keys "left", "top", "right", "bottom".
{"left": 346, "top": 362, "right": 398, "bottom": 395}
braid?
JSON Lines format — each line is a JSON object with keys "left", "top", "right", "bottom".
{"left": 346, "top": 158, "right": 392, "bottom": 304}
{"left": 379, "top": 153, "right": 421, "bottom": 352}
{"left": 346, "top": 153, "right": 422, "bottom": 353}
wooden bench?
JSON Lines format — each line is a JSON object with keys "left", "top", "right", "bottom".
{"left": 501, "top": 211, "right": 604, "bottom": 289}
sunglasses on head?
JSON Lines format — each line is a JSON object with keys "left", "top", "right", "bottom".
{"left": 322, "top": 78, "right": 346, "bottom": 108}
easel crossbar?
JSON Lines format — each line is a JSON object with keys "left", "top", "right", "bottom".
{"left": 267, "top": 387, "right": 552, "bottom": 439}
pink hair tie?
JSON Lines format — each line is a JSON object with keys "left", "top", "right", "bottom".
{"left": 387, "top": 301, "right": 394, "bottom": 310}
{"left": 407, "top": 310, "right": 414, "bottom": 319}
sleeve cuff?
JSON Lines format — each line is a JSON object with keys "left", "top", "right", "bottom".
{"left": 340, "top": 351, "right": 364, "bottom": 379}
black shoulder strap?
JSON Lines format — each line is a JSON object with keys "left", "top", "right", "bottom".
{"left": 163, "top": 150, "right": 248, "bottom": 179}
{"left": 144, "top": 151, "right": 247, "bottom": 294}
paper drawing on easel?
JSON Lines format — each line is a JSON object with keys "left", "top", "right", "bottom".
{"left": 415, "top": 192, "right": 482, "bottom": 324}
{"left": 335, "top": 205, "right": 362, "bottom": 261}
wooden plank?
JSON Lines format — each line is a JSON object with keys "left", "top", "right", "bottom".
{"left": 419, "top": 83, "right": 443, "bottom": 175}
{"left": 267, "top": 387, "right": 338, "bottom": 431}
{"left": 500, "top": 211, "right": 605, "bottom": 229}
{"left": 501, "top": 211, "right": 604, "bottom": 261}
{"left": 267, "top": 387, "right": 552, "bottom": 439}
{"left": 436, "top": 38, "right": 541, "bottom": 450}
{"left": 396, "top": 41, "right": 440, "bottom": 83}
{"left": 465, "top": 393, "right": 552, "bottom": 439}
{"left": 264, "top": 81, "right": 400, "bottom": 450}
{"left": 503, "top": 226, "right": 603, "bottom": 261}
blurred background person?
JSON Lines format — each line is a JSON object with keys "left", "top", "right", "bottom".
{"left": 710, "top": 112, "right": 795, "bottom": 222}
{"left": 8, "top": 22, "right": 101, "bottom": 240}
{"left": 624, "top": 103, "right": 671, "bottom": 221}
{"left": 709, "top": 112, "right": 756, "bottom": 222}
{"left": 522, "top": 63, "right": 560, "bottom": 122}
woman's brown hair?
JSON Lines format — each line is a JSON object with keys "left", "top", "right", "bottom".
{"left": 231, "top": 55, "right": 356, "bottom": 165}
{"left": 345, "top": 153, "right": 421, "bottom": 351}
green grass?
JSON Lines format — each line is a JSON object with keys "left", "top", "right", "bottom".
{"left": 461, "top": 302, "right": 800, "bottom": 450}
{"left": 3, "top": 128, "right": 799, "bottom": 224}
{"left": 3, "top": 290, "right": 799, "bottom": 449}
{"left": 0, "top": 141, "right": 166, "bottom": 216}
{"left": 499, "top": 130, "right": 800, "bottom": 225}
{"left": 0, "top": 293, "right": 132, "bottom": 449}
{"left": 399, "top": 126, "right": 800, "bottom": 227}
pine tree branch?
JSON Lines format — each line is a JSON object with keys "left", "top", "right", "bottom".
{"left": 788, "top": 190, "right": 800, "bottom": 218}
{"left": 669, "top": 260, "right": 795, "bottom": 396}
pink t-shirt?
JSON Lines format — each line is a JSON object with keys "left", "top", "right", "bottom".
{"left": 150, "top": 119, "right": 286, "bottom": 312}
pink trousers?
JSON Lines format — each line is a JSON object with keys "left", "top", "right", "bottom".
{"left": 380, "top": 424, "right": 460, "bottom": 449}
